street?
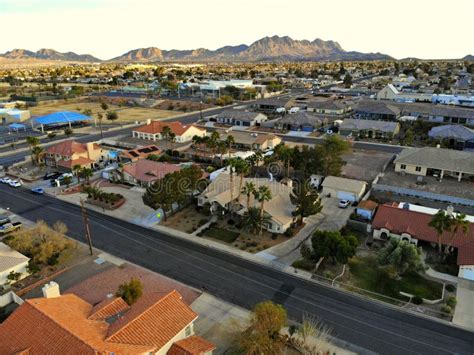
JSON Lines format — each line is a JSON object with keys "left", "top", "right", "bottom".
{"left": 1, "top": 184, "right": 473, "bottom": 354}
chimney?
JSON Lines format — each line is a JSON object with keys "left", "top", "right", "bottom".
{"left": 86, "top": 142, "right": 95, "bottom": 159}
{"left": 146, "top": 119, "right": 151, "bottom": 125}
{"left": 42, "top": 281, "right": 60, "bottom": 298}
{"left": 446, "top": 205, "right": 454, "bottom": 216}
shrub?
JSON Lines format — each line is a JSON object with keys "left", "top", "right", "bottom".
{"left": 227, "top": 219, "right": 235, "bottom": 225}
{"left": 284, "top": 228, "right": 295, "bottom": 237}
{"left": 240, "top": 245, "right": 247, "bottom": 250}
{"left": 271, "top": 233, "right": 278, "bottom": 240}
{"left": 441, "top": 304, "right": 453, "bottom": 315}
{"left": 446, "top": 296, "right": 457, "bottom": 308}
{"left": 292, "top": 259, "right": 316, "bottom": 271}
{"left": 324, "top": 271, "right": 334, "bottom": 279}
{"left": 445, "top": 284, "right": 456, "bottom": 292}
{"left": 198, "top": 218, "right": 208, "bottom": 227}
{"left": 116, "top": 278, "right": 143, "bottom": 306}
{"left": 412, "top": 296, "right": 423, "bottom": 305}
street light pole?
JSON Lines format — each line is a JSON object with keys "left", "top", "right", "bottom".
{"left": 80, "top": 198, "right": 93, "bottom": 255}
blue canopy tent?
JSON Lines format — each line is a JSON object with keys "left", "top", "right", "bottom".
{"left": 34, "top": 111, "right": 92, "bottom": 132}
{"left": 8, "top": 123, "right": 27, "bottom": 131}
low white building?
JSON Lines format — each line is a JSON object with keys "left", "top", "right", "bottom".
{"left": 0, "top": 242, "right": 30, "bottom": 287}
{"left": 321, "top": 176, "right": 367, "bottom": 202}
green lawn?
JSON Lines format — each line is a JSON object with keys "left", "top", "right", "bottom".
{"left": 348, "top": 256, "right": 443, "bottom": 301}
{"left": 203, "top": 226, "right": 240, "bottom": 243}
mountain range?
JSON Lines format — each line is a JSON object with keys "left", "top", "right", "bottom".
{"left": 1, "top": 35, "right": 472, "bottom": 63}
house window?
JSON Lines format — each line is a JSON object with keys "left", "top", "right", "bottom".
{"left": 400, "top": 164, "right": 406, "bottom": 170}
{"left": 185, "top": 325, "right": 192, "bottom": 337}
{"left": 415, "top": 166, "right": 422, "bottom": 172}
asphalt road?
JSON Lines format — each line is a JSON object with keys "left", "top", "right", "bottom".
{"left": 1, "top": 185, "right": 473, "bottom": 355}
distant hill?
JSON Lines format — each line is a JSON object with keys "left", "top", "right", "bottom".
{"left": 462, "top": 55, "right": 474, "bottom": 61}
{"left": 110, "top": 35, "right": 393, "bottom": 62}
{"left": 0, "top": 48, "right": 101, "bottom": 62}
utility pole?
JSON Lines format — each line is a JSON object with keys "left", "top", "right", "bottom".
{"left": 80, "top": 198, "right": 93, "bottom": 255}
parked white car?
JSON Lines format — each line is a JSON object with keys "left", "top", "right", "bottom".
{"left": 288, "top": 107, "right": 300, "bottom": 114}
{"left": 1, "top": 177, "right": 12, "bottom": 184}
{"left": 9, "top": 180, "right": 22, "bottom": 188}
{"left": 338, "top": 199, "right": 351, "bottom": 208}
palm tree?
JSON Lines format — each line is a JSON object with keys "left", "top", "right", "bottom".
{"left": 242, "top": 181, "right": 256, "bottom": 210}
{"left": 225, "top": 135, "right": 235, "bottom": 160}
{"left": 216, "top": 141, "right": 227, "bottom": 166}
{"left": 97, "top": 112, "right": 104, "bottom": 139}
{"left": 246, "top": 151, "right": 263, "bottom": 177}
{"left": 31, "top": 146, "right": 43, "bottom": 166}
{"left": 429, "top": 210, "right": 453, "bottom": 254}
{"left": 243, "top": 207, "right": 269, "bottom": 235}
{"left": 168, "top": 132, "right": 176, "bottom": 151}
{"left": 234, "top": 159, "right": 250, "bottom": 198}
{"left": 80, "top": 167, "right": 93, "bottom": 184}
{"left": 161, "top": 125, "right": 171, "bottom": 142}
{"left": 227, "top": 158, "right": 237, "bottom": 215}
{"left": 73, "top": 164, "right": 82, "bottom": 183}
{"left": 191, "top": 135, "right": 203, "bottom": 150}
{"left": 274, "top": 144, "right": 293, "bottom": 178}
{"left": 447, "top": 213, "right": 469, "bottom": 252}
{"left": 26, "top": 136, "right": 40, "bottom": 163}
{"left": 257, "top": 185, "right": 272, "bottom": 235}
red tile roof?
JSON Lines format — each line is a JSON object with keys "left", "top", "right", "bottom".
{"left": 372, "top": 204, "right": 474, "bottom": 265}
{"left": 134, "top": 121, "right": 204, "bottom": 136}
{"left": 88, "top": 296, "right": 130, "bottom": 321}
{"left": 57, "top": 156, "right": 95, "bottom": 169}
{"left": 123, "top": 160, "right": 182, "bottom": 182}
{"left": 0, "top": 290, "right": 208, "bottom": 354}
{"left": 168, "top": 335, "right": 216, "bottom": 355}
{"left": 46, "top": 140, "right": 99, "bottom": 157}
{"left": 106, "top": 291, "right": 198, "bottom": 349}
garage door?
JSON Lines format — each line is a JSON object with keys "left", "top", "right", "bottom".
{"left": 337, "top": 191, "right": 357, "bottom": 202}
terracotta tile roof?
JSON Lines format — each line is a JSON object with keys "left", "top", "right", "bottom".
{"left": 0, "top": 294, "right": 153, "bottom": 354}
{"left": 57, "top": 156, "right": 95, "bottom": 169}
{"left": 46, "top": 140, "right": 100, "bottom": 156}
{"left": 168, "top": 335, "right": 216, "bottom": 355}
{"left": 372, "top": 204, "right": 474, "bottom": 265}
{"left": 357, "top": 200, "right": 378, "bottom": 211}
{"left": 134, "top": 121, "right": 204, "bottom": 136}
{"left": 106, "top": 291, "right": 198, "bottom": 348}
{"left": 123, "top": 160, "right": 182, "bottom": 182}
{"left": 88, "top": 296, "right": 130, "bottom": 321}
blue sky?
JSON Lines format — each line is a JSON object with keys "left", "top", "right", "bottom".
{"left": 1, "top": 0, "right": 473, "bottom": 60}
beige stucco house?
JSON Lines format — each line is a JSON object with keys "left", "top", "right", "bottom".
{"left": 43, "top": 140, "right": 105, "bottom": 171}
{"left": 394, "top": 147, "right": 474, "bottom": 181}
{"left": 198, "top": 173, "right": 296, "bottom": 233}
{"left": 132, "top": 120, "right": 206, "bottom": 143}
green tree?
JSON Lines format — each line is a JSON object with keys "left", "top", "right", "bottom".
{"left": 31, "top": 145, "right": 43, "bottom": 166}
{"left": 142, "top": 177, "right": 174, "bottom": 220}
{"left": 225, "top": 135, "right": 235, "bottom": 160}
{"left": 377, "top": 239, "right": 424, "bottom": 277}
{"left": 106, "top": 111, "right": 119, "bottom": 122}
{"left": 242, "top": 181, "right": 256, "bottom": 210}
{"left": 62, "top": 175, "right": 72, "bottom": 188}
{"left": 310, "top": 230, "right": 358, "bottom": 264}
{"left": 79, "top": 167, "right": 93, "bottom": 184}
{"left": 100, "top": 101, "right": 109, "bottom": 111}
{"left": 235, "top": 301, "right": 287, "bottom": 355}
{"left": 293, "top": 183, "right": 322, "bottom": 225}
{"left": 429, "top": 210, "right": 453, "bottom": 254}
{"left": 343, "top": 73, "right": 353, "bottom": 88}
{"left": 26, "top": 136, "right": 40, "bottom": 163}
{"left": 242, "top": 207, "right": 268, "bottom": 235}
{"left": 447, "top": 213, "right": 469, "bottom": 252}
{"left": 234, "top": 158, "right": 250, "bottom": 199}
{"left": 64, "top": 127, "right": 73, "bottom": 137}
{"left": 319, "top": 135, "right": 349, "bottom": 176}
{"left": 116, "top": 278, "right": 143, "bottom": 305}
{"left": 72, "top": 164, "right": 82, "bottom": 183}
{"left": 274, "top": 144, "right": 294, "bottom": 178}
{"left": 256, "top": 185, "right": 272, "bottom": 235}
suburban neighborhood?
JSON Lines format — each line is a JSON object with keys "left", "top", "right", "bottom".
{"left": 0, "top": 1, "right": 473, "bottom": 354}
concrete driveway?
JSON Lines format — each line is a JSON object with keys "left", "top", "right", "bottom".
{"left": 453, "top": 279, "right": 474, "bottom": 331}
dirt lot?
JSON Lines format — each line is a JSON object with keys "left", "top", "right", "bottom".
{"left": 161, "top": 206, "right": 210, "bottom": 234}
{"left": 29, "top": 99, "right": 177, "bottom": 123}
{"left": 342, "top": 150, "right": 394, "bottom": 182}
